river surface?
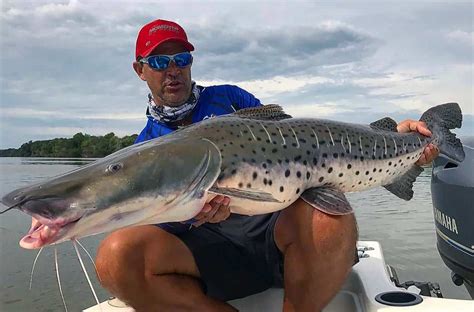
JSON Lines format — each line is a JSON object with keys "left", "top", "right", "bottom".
{"left": 0, "top": 157, "right": 470, "bottom": 311}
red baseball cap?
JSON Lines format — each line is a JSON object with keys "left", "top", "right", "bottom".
{"left": 135, "top": 19, "right": 195, "bottom": 59}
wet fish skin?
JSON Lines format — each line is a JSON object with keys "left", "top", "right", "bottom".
{"left": 0, "top": 103, "right": 464, "bottom": 249}
{"left": 1, "top": 137, "right": 222, "bottom": 248}
{"left": 179, "top": 112, "right": 429, "bottom": 214}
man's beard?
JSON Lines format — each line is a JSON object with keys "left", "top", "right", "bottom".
{"left": 146, "top": 81, "right": 203, "bottom": 124}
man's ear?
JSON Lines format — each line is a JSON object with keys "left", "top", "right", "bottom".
{"left": 133, "top": 61, "right": 147, "bottom": 81}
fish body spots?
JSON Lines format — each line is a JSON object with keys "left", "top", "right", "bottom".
{"left": 202, "top": 117, "right": 424, "bottom": 196}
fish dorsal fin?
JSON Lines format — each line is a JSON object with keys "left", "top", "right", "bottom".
{"left": 383, "top": 164, "right": 424, "bottom": 200}
{"left": 232, "top": 104, "right": 292, "bottom": 120}
{"left": 300, "top": 187, "right": 353, "bottom": 215}
{"left": 370, "top": 117, "right": 398, "bottom": 132}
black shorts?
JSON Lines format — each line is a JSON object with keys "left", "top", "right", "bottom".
{"left": 173, "top": 212, "right": 284, "bottom": 301}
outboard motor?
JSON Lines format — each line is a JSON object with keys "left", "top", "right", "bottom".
{"left": 431, "top": 136, "right": 474, "bottom": 298}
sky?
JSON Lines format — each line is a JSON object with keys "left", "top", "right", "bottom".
{"left": 0, "top": 0, "right": 472, "bottom": 149}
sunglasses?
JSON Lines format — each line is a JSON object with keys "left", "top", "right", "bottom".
{"left": 139, "top": 52, "right": 193, "bottom": 71}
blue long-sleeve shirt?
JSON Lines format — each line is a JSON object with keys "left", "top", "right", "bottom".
{"left": 134, "top": 84, "right": 262, "bottom": 233}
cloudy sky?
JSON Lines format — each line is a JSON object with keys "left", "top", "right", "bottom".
{"left": 1, "top": 0, "right": 472, "bottom": 149}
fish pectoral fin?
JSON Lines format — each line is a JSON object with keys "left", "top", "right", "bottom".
{"left": 208, "top": 187, "right": 282, "bottom": 203}
{"left": 383, "top": 164, "right": 424, "bottom": 200}
{"left": 231, "top": 104, "right": 292, "bottom": 120}
{"left": 300, "top": 187, "right": 353, "bottom": 215}
{"left": 369, "top": 117, "right": 398, "bottom": 132}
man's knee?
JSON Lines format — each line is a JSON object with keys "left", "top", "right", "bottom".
{"left": 276, "top": 201, "right": 358, "bottom": 311}
{"left": 95, "top": 227, "right": 146, "bottom": 289}
{"left": 313, "top": 210, "right": 358, "bottom": 251}
{"left": 275, "top": 199, "right": 358, "bottom": 255}
{"left": 95, "top": 225, "right": 200, "bottom": 290}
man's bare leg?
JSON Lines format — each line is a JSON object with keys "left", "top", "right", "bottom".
{"left": 275, "top": 199, "right": 358, "bottom": 312}
{"left": 95, "top": 225, "right": 237, "bottom": 312}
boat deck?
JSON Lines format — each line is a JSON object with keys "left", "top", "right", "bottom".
{"left": 84, "top": 241, "right": 474, "bottom": 312}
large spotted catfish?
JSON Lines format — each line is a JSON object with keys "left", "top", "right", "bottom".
{"left": 0, "top": 103, "right": 465, "bottom": 249}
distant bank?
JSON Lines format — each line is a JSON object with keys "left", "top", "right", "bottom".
{"left": 0, "top": 132, "right": 137, "bottom": 158}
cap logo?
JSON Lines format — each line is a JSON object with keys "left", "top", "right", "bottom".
{"left": 149, "top": 25, "right": 180, "bottom": 35}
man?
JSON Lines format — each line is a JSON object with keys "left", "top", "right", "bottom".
{"left": 95, "top": 19, "right": 439, "bottom": 311}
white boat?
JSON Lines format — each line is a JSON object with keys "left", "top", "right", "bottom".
{"left": 83, "top": 240, "right": 474, "bottom": 312}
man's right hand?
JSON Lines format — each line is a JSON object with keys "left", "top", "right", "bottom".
{"left": 191, "top": 195, "right": 231, "bottom": 227}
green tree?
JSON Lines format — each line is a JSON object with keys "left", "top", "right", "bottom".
{"left": 0, "top": 133, "right": 138, "bottom": 158}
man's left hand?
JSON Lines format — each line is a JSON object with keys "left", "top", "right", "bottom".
{"left": 191, "top": 195, "right": 231, "bottom": 227}
{"left": 397, "top": 119, "right": 440, "bottom": 166}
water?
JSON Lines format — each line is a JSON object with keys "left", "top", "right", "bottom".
{"left": 0, "top": 157, "right": 470, "bottom": 311}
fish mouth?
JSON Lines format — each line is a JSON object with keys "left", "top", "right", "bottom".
{"left": 0, "top": 191, "right": 86, "bottom": 249}
{"left": 20, "top": 214, "right": 83, "bottom": 249}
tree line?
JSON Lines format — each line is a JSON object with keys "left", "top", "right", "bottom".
{"left": 0, "top": 133, "right": 138, "bottom": 158}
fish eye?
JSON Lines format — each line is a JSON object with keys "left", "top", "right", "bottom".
{"left": 106, "top": 163, "right": 123, "bottom": 173}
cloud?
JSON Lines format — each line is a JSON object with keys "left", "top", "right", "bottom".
{"left": 446, "top": 30, "right": 474, "bottom": 46}
{"left": 0, "top": 1, "right": 380, "bottom": 149}
{"left": 200, "top": 76, "right": 335, "bottom": 99}
{"left": 1, "top": 108, "right": 143, "bottom": 120}
{"left": 0, "top": 1, "right": 472, "bottom": 148}
{"left": 191, "top": 20, "right": 378, "bottom": 81}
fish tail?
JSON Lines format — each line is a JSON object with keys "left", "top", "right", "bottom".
{"left": 419, "top": 103, "right": 465, "bottom": 162}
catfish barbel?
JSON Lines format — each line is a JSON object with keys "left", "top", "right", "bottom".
{"left": 0, "top": 103, "right": 465, "bottom": 249}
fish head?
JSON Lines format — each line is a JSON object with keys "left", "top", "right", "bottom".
{"left": 0, "top": 137, "right": 221, "bottom": 249}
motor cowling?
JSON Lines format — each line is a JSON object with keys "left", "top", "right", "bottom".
{"left": 431, "top": 136, "right": 474, "bottom": 298}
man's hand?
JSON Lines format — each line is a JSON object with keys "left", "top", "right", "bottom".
{"left": 397, "top": 119, "right": 439, "bottom": 166}
{"left": 191, "top": 195, "right": 231, "bottom": 227}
